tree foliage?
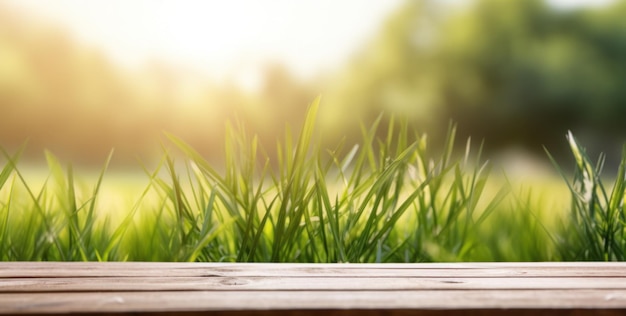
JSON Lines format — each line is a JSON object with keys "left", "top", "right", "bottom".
{"left": 328, "top": 0, "right": 626, "bottom": 157}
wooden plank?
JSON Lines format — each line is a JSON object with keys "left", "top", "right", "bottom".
{"left": 2, "top": 276, "right": 626, "bottom": 292}
{"left": 2, "top": 262, "right": 626, "bottom": 278}
{"left": 2, "top": 290, "right": 626, "bottom": 314}
{"left": 0, "top": 262, "right": 625, "bottom": 315}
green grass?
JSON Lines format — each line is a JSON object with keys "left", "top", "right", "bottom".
{"left": 548, "top": 132, "right": 626, "bottom": 261}
{"left": 0, "top": 98, "right": 624, "bottom": 262}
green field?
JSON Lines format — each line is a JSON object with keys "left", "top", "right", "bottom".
{"left": 1, "top": 100, "right": 625, "bottom": 262}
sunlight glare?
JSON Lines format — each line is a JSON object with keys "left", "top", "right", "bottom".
{"left": 4, "top": 0, "right": 404, "bottom": 82}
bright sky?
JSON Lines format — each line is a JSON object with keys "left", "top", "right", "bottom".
{"left": 4, "top": 0, "right": 616, "bottom": 85}
{"left": 549, "top": 0, "right": 616, "bottom": 9}
{"left": 5, "top": 0, "right": 404, "bottom": 82}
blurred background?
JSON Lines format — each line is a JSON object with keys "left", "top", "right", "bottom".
{"left": 1, "top": 0, "right": 625, "bottom": 171}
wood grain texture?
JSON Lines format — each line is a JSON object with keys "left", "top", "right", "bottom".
{"left": 0, "top": 262, "right": 625, "bottom": 315}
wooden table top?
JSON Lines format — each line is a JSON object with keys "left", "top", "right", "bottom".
{"left": 1, "top": 262, "right": 625, "bottom": 315}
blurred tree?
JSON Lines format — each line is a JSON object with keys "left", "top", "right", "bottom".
{"left": 0, "top": 7, "right": 166, "bottom": 165}
{"left": 327, "top": 0, "right": 626, "bottom": 159}
{"left": 0, "top": 4, "right": 323, "bottom": 166}
{"left": 327, "top": 1, "right": 441, "bottom": 123}
{"left": 440, "top": 0, "right": 626, "bottom": 157}
{"left": 257, "top": 64, "right": 318, "bottom": 142}
{"left": 3, "top": 0, "right": 626, "bottom": 166}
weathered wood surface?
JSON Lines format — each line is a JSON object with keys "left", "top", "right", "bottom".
{"left": 1, "top": 262, "right": 625, "bottom": 315}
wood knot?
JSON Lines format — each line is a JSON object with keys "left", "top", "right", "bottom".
{"left": 219, "top": 277, "right": 249, "bottom": 286}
